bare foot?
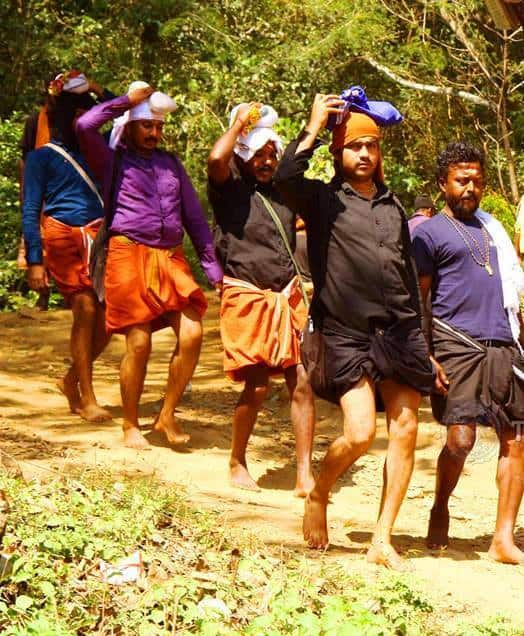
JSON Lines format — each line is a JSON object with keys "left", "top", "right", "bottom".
{"left": 303, "top": 492, "right": 329, "bottom": 549}
{"left": 154, "top": 413, "right": 190, "bottom": 445}
{"left": 56, "top": 378, "right": 81, "bottom": 414}
{"left": 229, "top": 463, "right": 261, "bottom": 492}
{"left": 488, "top": 538, "right": 524, "bottom": 564}
{"left": 294, "top": 473, "right": 316, "bottom": 498}
{"left": 78, "top": 402, "right": 112, "bottom": 423}
{"left": 367, "top": 541, "right": 409, "bottom": 571}
{"left": 123, "top": 426, "right": 151, "bottom": 450}
{"left": 427, "top": 507, "right": 449, "bottom": 550}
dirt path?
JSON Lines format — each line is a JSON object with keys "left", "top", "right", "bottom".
{"left": 1, "top": 296, "right": 524, "bottom": 630}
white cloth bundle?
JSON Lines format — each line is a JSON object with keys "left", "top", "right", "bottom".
{"left": 109, "top": 81, "right": 177, "bottom": 149}
{"left": 476, "top": 209, "right": 524, "bottom": 347}
{"left": 230, "top": 103, "right": 283, "bottom": 162}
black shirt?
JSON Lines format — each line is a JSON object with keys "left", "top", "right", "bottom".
{"left": 274, "top": 136, "right": 421, "bottom": 335}
{"left": 208, "top": 174, "right": 296, "bottom": 292}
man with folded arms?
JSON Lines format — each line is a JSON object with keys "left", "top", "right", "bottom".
{"left": 77, "top": 83, "right": 222, "bottom": 449}
{"left": 275, "top": 88, "right": 438, "bottom": 568}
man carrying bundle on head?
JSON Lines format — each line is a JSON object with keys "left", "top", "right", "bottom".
{"left": 76, "top": 83, "right": 222, "bottom": 449}
{"left": 22, "top": 71, "right": 112, "bottom": 422}
{"left": 274, "top": 87, "right": 441, "bottom": 568}
{"left": 207, "top": 102, "right": 315, "bottom": 496}
{"left": 413, "top": 142, "right": 524, "bottom": 564}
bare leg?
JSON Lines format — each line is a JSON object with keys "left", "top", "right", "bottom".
{"left": 366, "top": 380, "right": 420, "bottom": 569}
{"left": 229, "top": 366, "right": 270, "bottom": 491}
{"left": 154, "top": 306, "right": 202, "bottom": 445}
{"left": 303, "top": 376, "right": 376, "bottom": 549}
{"left": 427, "top": 424, "right": 476, "bottom": 549}
{"left": 284, "top": 364, "right": 315, "bottom": 497}
{"left": 488, "top": 427, "right": 524, "bottom": 563}
{"left": 62, "top": 291, "right": 111, "bottom": 422}
{"left": 58, "top": 301, "right": 110, "bottom": 414}
{"left": 121, "top": 323, "right": 152, "bottom": 449}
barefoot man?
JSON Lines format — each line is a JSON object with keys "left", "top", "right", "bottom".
{"left": 274, "top": 87, "right": 438, "bottom": 567}
{"left": 207, "top": 102, "right": 315, "bottom": 495}
{"left": 77, "top": 83, "right": 222, "bottom": 449}
{"left": 22, "top": 72, "right": 111, "bottom": 422}
{"left": 413, "top": 142, "right": 524, "bottom": 564}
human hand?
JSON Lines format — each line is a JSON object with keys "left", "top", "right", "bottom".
{"left": 214, "top": 281, "right": 223, "bottom": 297}
{"left": 27, "top": 264, "right": 49, "bottom": 292}
{"left": 87, "top": 79, "right": 103, "bottom": 97}
{"left": 232, "top": 102, "right": 263, "bottom": 133}
{"left": 306, "top": 93, "right": 345, "bottom": 135}
{"left": 431, "top": 356, "right": 449, "bottom": 396}
{"left": 128, "top": 85, "right": 154, "bottom": 107}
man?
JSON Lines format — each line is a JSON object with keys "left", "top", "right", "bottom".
{"left": 274, "top": 89, "right": 437, "bottom": 568}
{"left": 413, "top": 142, "right": 524, "bottom": 564}
{"left": 76, "top": 84, "right": 222, "bottom": 449}
{"left": 18, "top": 73, "right": 114, "bottom": 310}
{"left": 408, "top": 194, "right": 436, "bottom": 237}
{"left": 207, "top": 102, "right": 315, "bottom": 496}
{"left": 22, "top": 73, "right": 111, "bottom": 422}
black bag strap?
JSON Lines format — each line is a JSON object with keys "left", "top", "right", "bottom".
{"left": 105, "top": 147, "right": 123, "bottom": 228}
{"left": 255, "top": 191, "right": 309, "bottom": 309}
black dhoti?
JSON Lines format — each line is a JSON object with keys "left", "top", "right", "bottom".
{"left": 431, "top": 317, "right": 524, "bottom": 428}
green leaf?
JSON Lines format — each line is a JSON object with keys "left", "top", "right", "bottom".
{"left": 15, "top": 595, "right": 34, "bottom": 611}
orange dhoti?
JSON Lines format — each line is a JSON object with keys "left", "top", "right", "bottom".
{"left": 43, "top": 215, "right": 102, "bottom": 302}
{"left": 104, "top": 236, "right": 208, "bottom": 334}
{"left": 220, "top": 275, "right": 307, "bottom": 381}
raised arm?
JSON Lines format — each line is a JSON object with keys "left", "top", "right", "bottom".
{"left": 207, "top": 102, "right": 260, "bottom": 185}
{"left": 75, "top": 86, "right": 153, "bottom": 186}
{"left": 176, "top": 156, "right": 223, "bottom": 286}
{"left": 273, "top": 94, "right": 344, "bottom": 220}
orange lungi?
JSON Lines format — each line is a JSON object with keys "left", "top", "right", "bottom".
{"left": 104, "top": 236, "right": 207, "bottom": 334}
{"left": 220, "top": 275, "right": 307, "bottom": 381}
{"left": 43, "top": 215, "right": 102, "bottom": 302}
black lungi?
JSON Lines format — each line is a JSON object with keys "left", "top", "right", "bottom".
{"left": 431, "top": 317, "right": 524, "bottom": 428}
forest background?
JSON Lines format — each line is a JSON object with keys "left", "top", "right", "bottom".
{"left": 0, "top": 0, "right": 522, "bottom": 308}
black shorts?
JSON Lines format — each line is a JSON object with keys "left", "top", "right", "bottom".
{"left": 302, "top": 318, "right": 434, "bottom": 406}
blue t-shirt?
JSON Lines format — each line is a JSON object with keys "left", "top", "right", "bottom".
{"left": 412, "top": 213, "right": 512, "bottom": 342}
{"left": 22, "top": 143, "right": 104, "bottom": 264}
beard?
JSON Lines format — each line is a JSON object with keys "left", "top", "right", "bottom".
{"left": 447, "top": 195, "right": 479, "bottom": 220}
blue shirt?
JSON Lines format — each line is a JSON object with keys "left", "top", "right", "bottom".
{"left": 22, "top": 143, "right": 104, "bottom": 264}
{"left": 413, "top": 213, "right": 512, "bottom": 342}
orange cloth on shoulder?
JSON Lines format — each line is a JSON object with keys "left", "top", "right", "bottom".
{"left": 35, "top": 106, "right": 51, "bottom": 149}
{"left": 104, "top": 236, "right": 207, "bottom": 334}
{"left": 330, "top": 111, "right": 384, "bottom": 183}
{"left": 43, "top": 216, "right": 101, "bottom": 302}
{"left": 220, "top": 275, "right": 307, "bottom": 381}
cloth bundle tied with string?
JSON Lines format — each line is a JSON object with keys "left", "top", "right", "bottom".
{"left": 230, "top": 103, "right": 283, "bottom": 162}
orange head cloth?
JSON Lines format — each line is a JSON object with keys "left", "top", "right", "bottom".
{"left": 330, "top": 111, "right": 384, "bottom": 183}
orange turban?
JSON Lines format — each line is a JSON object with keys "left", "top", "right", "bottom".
{"left": 330, "top": 111, "right": 384, "bottom": 183}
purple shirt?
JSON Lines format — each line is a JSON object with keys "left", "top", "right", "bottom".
{"left": 412, "top": 213, "right": 512, "bottom": 342}
{"left": 408, "top": 212, "right": 431, "bottom": 238}
{"left": 76, "top": 95, "right": 222, "bottom": 285}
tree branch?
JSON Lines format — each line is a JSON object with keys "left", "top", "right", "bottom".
{"left": 364, "top": 57, "right": 495, "bottom": 109}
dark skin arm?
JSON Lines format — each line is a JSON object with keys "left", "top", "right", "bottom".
{"left": 419, "top": 274, "right": 449, "bottom": 395}
{"left": 207, "top": 102, "right": 261, "bottom": 185}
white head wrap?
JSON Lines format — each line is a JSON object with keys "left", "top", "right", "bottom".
{"left": 62, "top": 73, "right": 89, "bottom": 94}
{"left": 109, "top": 81, "right": 177, "bottom": 149}
{"left": 230, "top": 103, "right": 283, "bottom": 162}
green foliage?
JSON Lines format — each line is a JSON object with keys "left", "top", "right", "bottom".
{"left": 0, "top": 469, "right": 440, "bottom": 635}
{"left": 480, "top": 191, "right": 516, "bottom": 240}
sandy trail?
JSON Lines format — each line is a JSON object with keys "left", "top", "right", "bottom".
{"left": 1, "top": 296, "right": 523, "bottom": 629}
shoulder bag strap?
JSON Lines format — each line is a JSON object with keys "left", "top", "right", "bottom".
{"left": 45, "top": 142, "right": 104, "bottom": 208}
{"left": 255, "top": 191, "right": 309, "bottom": 309}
